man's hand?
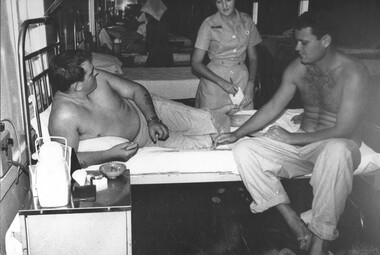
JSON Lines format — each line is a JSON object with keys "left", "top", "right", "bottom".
{"left": 291, "top": 113, "right": 304, "bottom": 124}
{"left": 264, "top": 126, "right": 292, "bottom": 144}
{"left": 108, "top": 142, "right": 139, "bottom": 161}
{"left": 212, "top": 132, "right": 239, "bottom": 149}
{"left": 148, "top": 118, "right": 169, "bottom": 143}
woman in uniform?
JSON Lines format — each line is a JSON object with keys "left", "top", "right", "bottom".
{"left": 192, "top": 0, "right": 262, "bottom": 114}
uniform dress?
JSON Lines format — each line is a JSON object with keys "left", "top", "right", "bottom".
{"left": 194, "top": 10, "right": 262, "bottom": 110}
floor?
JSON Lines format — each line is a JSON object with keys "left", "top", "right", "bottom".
{"left": 131, "top": 178, "right": 380, "bottom": 255}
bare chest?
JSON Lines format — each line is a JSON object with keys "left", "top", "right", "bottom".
{"left": 77, "top": 98, "right": 135, "bottom": 139}
{"left": 299, "top": 68, "right": 342, "bottom": 113}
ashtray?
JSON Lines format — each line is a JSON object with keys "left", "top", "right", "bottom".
{"left": 99, "top": 162, "right": 127, "bottom": 179}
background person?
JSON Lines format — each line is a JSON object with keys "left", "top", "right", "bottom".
{"left": 213, "top": 11, "right": 370, "bottom": 254}
{"left": 138, "top": 0, "right": 173, "bottom": 67}
{"left": 192, "top": 0, "right": 262, "bottom": 115}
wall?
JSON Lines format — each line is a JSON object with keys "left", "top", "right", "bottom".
{"left": 0, "top": 0, "right": 47, "bottom": 252}
{"left": 310, "top": 0, "right": 380, "bottom": 48}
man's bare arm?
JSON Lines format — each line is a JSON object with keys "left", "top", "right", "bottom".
{"left": 235, "top": 62, "right": 299, "bottom": 138}
{"left": 214, "top": 61, "right": 298, "bottom": 145}
{"left": 98, "top": 70, "right": 169, "bottom": 141}
{"left": 99, "top": 70, "right": 159, "bottom": 120}
{"left": 76, "top": 142, "right": 138, "bottom": 168}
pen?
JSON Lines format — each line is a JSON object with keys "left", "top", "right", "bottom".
{"left": 230, "top": 77, "right": 238, "bottom": 96}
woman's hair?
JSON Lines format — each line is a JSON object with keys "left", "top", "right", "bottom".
{"left": 294, "top": 11, "right": 335, "bottom": 40}
{"left": 49, "top": 50, "right": 93, "bottom": 92}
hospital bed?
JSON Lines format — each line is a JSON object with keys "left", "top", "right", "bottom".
{"left": 19, "top": 17, "right": 380, "bottom": 187}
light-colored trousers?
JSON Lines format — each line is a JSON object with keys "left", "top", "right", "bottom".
{"left": 132, "top": 95, "right": 230, "bottom": 150}
{"left": 232, "top": 136, "right": 361, "bottom": 240}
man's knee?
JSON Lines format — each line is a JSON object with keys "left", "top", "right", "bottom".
{"left": 323, "top": 139, "right": 357, "bottom": 156}
{"left": 320, "top": 138, "right": 360, "bottom": 169}
{"left": 232, "top": 139, "right": 255, "bottom": 159}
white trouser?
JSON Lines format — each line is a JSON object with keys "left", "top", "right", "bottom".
{"left": 232, "top": 136, "right": 361, "bottom": 240}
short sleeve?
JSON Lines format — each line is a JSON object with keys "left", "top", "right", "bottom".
{"left": 194, "top": 20, "right": 211, "bottom": 51}
{"left": 248, "top": 22, "right": 262, "bottom": 47}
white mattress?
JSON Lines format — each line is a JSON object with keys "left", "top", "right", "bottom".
{"left": 121, "top": 66, "right": 199, "bottom": 99}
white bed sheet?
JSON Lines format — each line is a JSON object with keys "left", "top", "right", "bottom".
{"left": 121, "top": 66, "right": 199, "bottom": 99}
{"left": 76, "top": 109, "right": 380, "bottom": 185}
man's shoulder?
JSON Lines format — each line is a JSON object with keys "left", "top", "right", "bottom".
{"left": 337, "top": 52, "right": 370, "bottom": 82}
{"left": 50, "top": 97, "right": 80, "bottom": 124}
{"left": 284, "top": 58, "right": 306, "bottom": 77}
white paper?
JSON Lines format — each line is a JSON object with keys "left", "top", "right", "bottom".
{"left": 229, "top": 87, "right": 244, "bottom": 105}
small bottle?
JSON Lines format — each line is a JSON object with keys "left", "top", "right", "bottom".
{"left": 113, "top": 38, "right": 122, "bottom": 56}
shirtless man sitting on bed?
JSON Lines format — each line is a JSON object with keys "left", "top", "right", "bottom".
{"left": 213, "top": 11, "right": 370, "bottom": 255}
{"left": 48, "top": 50, "right": 227, "bottom": 168}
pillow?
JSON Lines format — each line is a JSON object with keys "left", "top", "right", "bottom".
{"left": 30, "top": 105, "right": 52, "bottom": 142}
{"left": 355, "top": 142, "right": 380, "bottom": 175}
{"left": 78, "top": 136, "right": 130, "bottom": 152}
{"left": 92, "top": 52, "right": 123, "bottom": 74}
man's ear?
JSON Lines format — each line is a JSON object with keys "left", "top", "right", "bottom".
{"left": 73, "top": 82, "right": 82, "bottom": 92}
{"left": 321, "top": 35, "right": 331, "bottom": 48}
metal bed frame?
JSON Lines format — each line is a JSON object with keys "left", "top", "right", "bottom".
{"left": 18, "top": 17, "right": 61, "bottom": 164}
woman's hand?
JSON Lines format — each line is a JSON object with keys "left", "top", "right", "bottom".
{"left": 240, "top": 80, "right": 255, "bottom": 108}
{"left": 239, "top": 94, "right": 253, "bottom": 109}
{"left": 220, "top": 79, "right": 239, "bottom": 96}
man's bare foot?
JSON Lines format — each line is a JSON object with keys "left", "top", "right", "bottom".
{"left": 288, "top": 217, "right": 312, "bottom": 251}
{"left": 309, "top": 235, "right": 330, "bottom": 255}
{"left": 277, "top": 204, "right": 312, "bottom": 251}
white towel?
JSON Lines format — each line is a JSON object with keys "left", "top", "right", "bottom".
{"left": 229, "top": 87, "right": 244, "bottom": 105}
{"left": 98, "top": 28, "right": 113, "bottom": 51}
{"left": 141, "top": 0, "right": 167, "bottom": 21}
{"left": 137, "top": 12, "right": 147, "bottom": 37}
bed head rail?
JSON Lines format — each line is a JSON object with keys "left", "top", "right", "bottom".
{"left": 18, "top": 17, "right": 61, "bottom": 164}
{"left": 74, "top": 15, "right": 85, "bottom": 50}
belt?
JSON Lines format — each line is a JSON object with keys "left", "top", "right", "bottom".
{"left": 211, "top": 59, "right": 244, "bottom": 67}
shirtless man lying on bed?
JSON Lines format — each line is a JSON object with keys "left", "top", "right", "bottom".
{"left": 213, "top": 11, "right": 370, "bottom": 255}
{"left": 48, "top": 50, "right": 228, "bottom": 168}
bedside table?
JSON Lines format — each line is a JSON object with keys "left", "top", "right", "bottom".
{"left": 19, "top": 169, "right": 132, "bottom": 255}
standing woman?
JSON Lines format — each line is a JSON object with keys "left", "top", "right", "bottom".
{"left": 192, "top": 0, "right": 262, "bottom": 114}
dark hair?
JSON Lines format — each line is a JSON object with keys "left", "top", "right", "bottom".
{"left": 49, "top": 50, "right": 92, "bottom": 92}
{"left": 294, "top": 11, "right": 335, "bottom": 40}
